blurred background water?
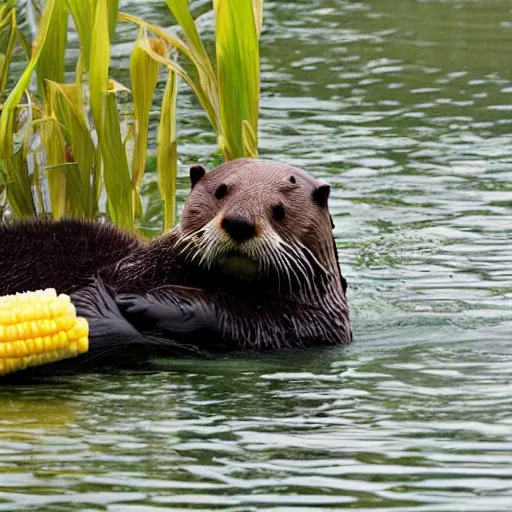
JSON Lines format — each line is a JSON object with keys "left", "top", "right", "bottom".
{"left": 1, "top": 0, "right": 512, "bottom": 510}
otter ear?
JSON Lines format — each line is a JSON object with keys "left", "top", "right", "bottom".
{"left": 312, "top": 183, "right": 330, "bottom": 208}
{"left": 190, "top": 165, "right": 206, "bottom": 189}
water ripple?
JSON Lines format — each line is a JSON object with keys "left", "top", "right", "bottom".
{"left": 2, "top": 0, "right": 512, "bottom": 510}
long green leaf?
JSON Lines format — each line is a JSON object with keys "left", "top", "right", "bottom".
{"left": 0, "top": 0, "right": 56, "bottom": 158}
{"left": 0, "top": 8, "right": 16, "bottom": 96}
{"left": 252, "top": 0, "right": 263, "bottom": 36}
{"left": 47, "top": 80, "right": 96, "bottom": 217}
{"left": 100, "top": 90, "right": 133, "bottom": 230}
{"left": 76, "top": 51, "right": 101, "bottom": 211}
{"left": 108, "top": 0, "right": 119, "bottom": 37}
{"left": 67, "top": 0, "right": 94, "bottom": 67}
{"left": 89, "top": 0, "right": 110, "bottom": 131}
{"left": 215, "top": 0, "right": 260, "bottom": 159}
{"left": 137, "top": 33, "right": 218, "bottom": 133}
{"left": 0, "top": 0, "right": 16, "bottom": 25}
{"left": 164, "top": 0, "right": 218, "bottom": 112}
{"left": 157, "top": 68, "right": 178, "bottom": 231}
{"left": 242, "top": 119, "right": 257, "bottom": 158}
{"left": 37, "top": 0, "right": 67, "bottom": 96}
{"left": 36, "top": 117, "right": 68, "bottom": 219}
{"left": 130, "top": 29, "right": 164, "bottom": 201}
{"left": 1, "top": 152, "right": 35, "bottom": 217}
{"left": 119, "top": 12, "right": 219, "bottom": 132}
{"left": 16, "top": 26, "right": 31, "bottom": 58}
{"left": 75, "top": 52, "right": 87, "bottom": 127}
{"left": 47, "top": 162, "right": 84, "bottom": 217}
{"left": 120, "top": 12, "right": 194, "bottom": 63}
{"left": 165, "top": 0, "right": 207, "bottom": 61}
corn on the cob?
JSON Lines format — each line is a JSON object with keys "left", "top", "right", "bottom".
{"left": 0, "top": 289, "right": 89, "bottom": 376}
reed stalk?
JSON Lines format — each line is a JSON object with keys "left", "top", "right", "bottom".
{"left": 0, "top": 0, "right": 263, "bottom": 232}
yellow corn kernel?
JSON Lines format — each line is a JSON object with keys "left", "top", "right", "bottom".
{"left": 73, "top": 318, "right": 89, "bottom": 339}
{"left": 55, "top": 315, "right": 75, "bottom": 333}
{"left": 5, "top": 325, "right": 17, "bottom": 343}
{"left": 0, "top": 288, "right": 90, "bottom": 376}
{"left": 34, "top": 337, "right": 44, "bottom": 354}
{"left": 50, "top": 295, "right": 71, "bottom": 318}
{"left": 17, "top": 340, "right": 28, "bottom": 357}
{"left": 77, "top": 337, "right": 89, "bottom": 354}
{"left": 26, "top": 339, "right": 35, "bottom": 355}
{"left": 43, "top": 336, "right": 53, "bottom": 352}
{"left": 15, "top": 322, "right": 28, "bottom": 341}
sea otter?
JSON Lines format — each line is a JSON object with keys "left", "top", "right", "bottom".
{"left": 0, "top": 159, "right": 351, "bottom": 366}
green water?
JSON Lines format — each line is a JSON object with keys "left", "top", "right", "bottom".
{"left": 2, "top": 0, "right": 512, "bottom": 510}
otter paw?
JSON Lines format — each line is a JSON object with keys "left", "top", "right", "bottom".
{"left": 116, "top": 293, "right": 211, "bottom": 335}
{"left": 116, "top": 294, "right": 149, "bottom": 316}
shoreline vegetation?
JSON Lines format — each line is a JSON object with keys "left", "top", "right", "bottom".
{"left": 0, "top": 0, "right": 262, "bottom": 232}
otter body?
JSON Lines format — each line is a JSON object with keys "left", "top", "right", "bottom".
{"left": 0, "top": 159, "right": 352, "bottom": 368}
{"left": 0, "top": 219, "right": 142, "bottom": 296}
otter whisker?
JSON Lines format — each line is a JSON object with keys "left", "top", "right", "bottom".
{"left": 257, "top": 230, "right": 282, "bottom": 276}
{"left": 272, "top": 244, "right": 294, "bottom": 294}
{"left": 269, "top": 246, "right": 287, "bottom": 293}
{"left": 281, "top": 239, "right": 318, "bottom": 280}
{"left": 281, "top": 248, "right": 309, "bottom": 297}
{"left": 279, "top": 240, "right": 322, "bottom": 298}
{"left": 176, "top": 225, "right": 212, "bottom": 263}
{"left": 173, "top": 226, "right": 203, "bottom": 251}
{"left": 255, "top": 228, "right": 310, "bottom": 296}
{"left": 261, "top": 245, "right": 273, "bottom": 278}
{"left": 295, "top": 240, "right": 331, "bottom": 276}
{"left": 282, "top": 245, "right": 320, "bottom": 301}
{"left": 178, "top": 239, "right": 199, "bottom": 261}
{"left": 288, "top": 244, "right": 322, "bottom": 287}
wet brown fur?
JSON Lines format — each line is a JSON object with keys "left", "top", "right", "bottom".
{"left": 0, "top": 159, "right": 352, "bottom": 350}
{"left": 0, "top": 219, "right": 142, "bottom": 296}
{"left": 111, "top": 159, "right": 342, "bottom": 294}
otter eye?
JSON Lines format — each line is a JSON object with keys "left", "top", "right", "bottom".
{"left": 215, "top": 184, "right": 227, "bottom": 199}
{"left": 272, "top": 204, "right": 286, "bottom": 221}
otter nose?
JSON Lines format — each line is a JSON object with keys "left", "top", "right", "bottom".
{"left": 221, "top": 216, "right": 256, "bottom": 243}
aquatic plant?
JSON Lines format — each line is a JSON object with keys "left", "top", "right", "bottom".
{"left": 0, "top": 0, "right": 262, "bottom": 231}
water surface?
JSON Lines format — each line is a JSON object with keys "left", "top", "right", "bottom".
{"left": 1, "top": 0, "right": 512, "bottom": 510}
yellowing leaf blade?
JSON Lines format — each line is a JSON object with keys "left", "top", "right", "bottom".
{"left": 0, "top": 9, "right": 17, "bottom": 97}
{"left": 67, "top": 0, "right": 95, "bottom": 67}
{"left": 163, "top": 0, "right": 217, "bottom": 98}
{"left": 120, "top": 11, "right": 219, "bottom": 132}
{"left": 137, "top": 33, "right": 217, "bottom": 132}
{"left": 0, "top": 0, "right": 56, "bottom": 157}
{"left": 100, "top": 91, "right": 133, "bottom": 230}
{"left": 242, "top": 120, "right": 257, "bottom": 158}
{"left": 47, "top": 80, "right": 96, "bottom": 217}
{"left": 108, "top": 0, "right": 119, "bottom": 37}
{"left": 38, "top": 117, "right": 68, "bottom": 219}
{"left": 157, "top": 68, "right": 179, "bottom": 231}
{"left": 252, "top": 0, "right": 263, "bottom": 37}
{"left": 1, "top": 152, "right": 35, "bottom": 217}
{"left": 130, "top": 29, "right": 164, "bottom": 196}
{"left": 90, "top": 0, "right": 110, "bottom": 133}
{"left": 37, "top": 0, "right": 67, "bottom": 96}
{"left": 47, "top": 162, "right": 84, "bottom": 217}
{"left": 215, "top": 0, "right": 260, "bottom": 159}
{"left": 165, "top": 0, "right": 206, "bottom": 61}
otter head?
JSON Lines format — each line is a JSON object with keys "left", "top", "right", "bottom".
{"left": 179, "top": 158, "right": 341, "bottom": 297}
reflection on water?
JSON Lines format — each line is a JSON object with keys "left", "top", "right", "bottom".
{"left": 1, "top": 0, "right": 512, "bottom": 510}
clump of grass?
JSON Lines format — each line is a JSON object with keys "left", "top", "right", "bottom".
{"left": 0, "top": 0, "right": 263, "bottom": 232}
